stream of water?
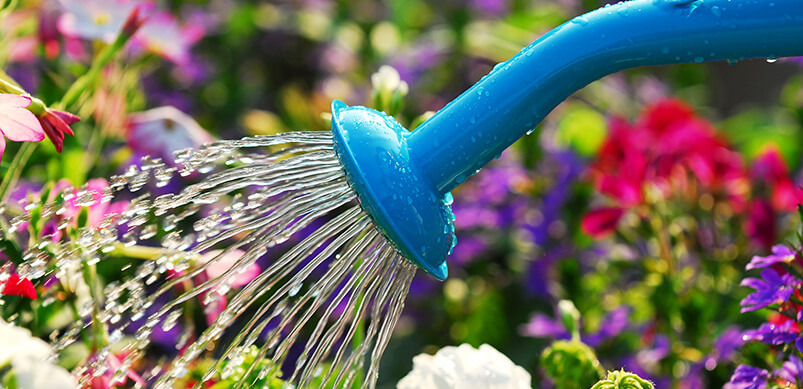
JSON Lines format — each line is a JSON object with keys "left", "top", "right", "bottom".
{"left": 2, "top": 131, "right": 417, "bottom": 388}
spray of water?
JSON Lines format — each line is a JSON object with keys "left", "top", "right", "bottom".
{"left": 2, "top": 131, "right": 417, "bottom": 388}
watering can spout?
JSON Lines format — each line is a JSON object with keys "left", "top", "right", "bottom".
{"left": 333, "top": 0, "right": 802, "bottom": 280}
{"left": 407, "top": 0, "right": 803, "bottom": 194}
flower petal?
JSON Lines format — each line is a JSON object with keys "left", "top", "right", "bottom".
{"left": 581, "top": 207, "right": 624, "bottom": 238}
{"left": 0, "top": 109, "right": 45, "bottom": 142}
{"left": 2, "top": 274, "right": 37, "bottom": 300}
{"left": 0, "top": 94, "right": 32, "bottom": 108}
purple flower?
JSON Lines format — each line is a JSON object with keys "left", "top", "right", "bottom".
{"left": 584, "top": 306, "right": 630, "bottom": 347}
{"left": 470, "top": 0, "right": 507, "bottom": 15}
{"left": 725, "top": 365, "right": 768, "bottom": 389}
{"left": 703, "top": 326, "right": 744, "bottom": 370}
{"left": 776, "top": 355, "right": 803, "bottom": 384}
{"left": 520, "top": 305, "right": 630, "bottom": 347}
{"left": 740, "top": 268, "right": 800, "bottom": 312}
{"left": 518, "top": 313, "right": 569, "bottom": 339}
{"left": 742, "top": 322, "right": 798, "bottom": 345}
{"left": 747, "top": 245, "right": 797, "bottom": 270}
{"left": 450, "top": 235, "right": 489, "bottom": 264}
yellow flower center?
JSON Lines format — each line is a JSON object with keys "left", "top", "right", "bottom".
{"left": 94, "top": 12, "right": 111, "bottom": 26}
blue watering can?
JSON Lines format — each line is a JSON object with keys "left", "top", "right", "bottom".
{"left": 330, "top": 0, "right": 803, "bottom": 280}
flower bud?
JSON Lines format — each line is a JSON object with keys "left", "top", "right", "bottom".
{"left": 540, "top": 340, "right": 604, "bottom": 389}
{"left": 370, "top": 65, "right": 408, "bottom": 116}
{"left": 591, "top": 369, "right": 654, "bottom": 389}
{"left": 557, "top": 299, "right": 581, "bottom": 339}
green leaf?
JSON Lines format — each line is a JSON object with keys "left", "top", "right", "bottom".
{"left": 555, "top": 106, "right": 607, "bottom": 156}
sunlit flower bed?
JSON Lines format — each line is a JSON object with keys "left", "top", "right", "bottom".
{"left": 0, "top": 0, "right": 802, "bottom": 388}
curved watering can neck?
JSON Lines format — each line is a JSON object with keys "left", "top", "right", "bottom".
{"left": 407, "top": 0, "right": 803, "bottom": 194}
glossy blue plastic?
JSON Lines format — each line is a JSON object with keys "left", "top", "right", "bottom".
{"left": 331, "top": 101, "right": 453, "bottom": 280}
{"left": 333, "top": 0, "right": 803, "bottom": 279}
{"left": 408, "top": 0, "right": 803, "bottom": 193}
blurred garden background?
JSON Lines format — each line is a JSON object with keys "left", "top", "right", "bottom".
{"left": 1, "top": 0, "right": 803, "bottom": 388}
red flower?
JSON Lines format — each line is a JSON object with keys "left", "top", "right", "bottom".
{"left": 745, "top": 199, "right": 777, "bottom": 250}
{"left": 751, "top": 147, "right": 803, "bottom": 211}
{"left": 588, "top": 98, "right": 748, "bottom": 209}
{"left": 1, "top": 274, "right": 37, "bottom": 300}
{"left": 38, "top": 108, "right": 80, "bottom": 153}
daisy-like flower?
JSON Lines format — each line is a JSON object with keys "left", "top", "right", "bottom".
{"left": 0, "top": 93, "right": 45, "bottom": 159}
{"left": 57, "top": 0, "right": 151, "bottom": 42}
{"left": 132, "top": 11, "right": 203, "bottom": 65}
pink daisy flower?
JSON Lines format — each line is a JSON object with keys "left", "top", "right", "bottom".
{"left": 0, "top": 94, "right": 45, "bottom": 160}
{"left": 133, "top": 11, "right": 203, "bottom": 65}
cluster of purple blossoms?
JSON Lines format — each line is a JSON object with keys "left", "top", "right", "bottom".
{"left": 727, "top": 242, "right": 803, "bottom": 388}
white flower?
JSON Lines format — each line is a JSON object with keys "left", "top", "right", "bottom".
{"left": 371, "top": 65, "right": 409, "bottom": 96}
{"left": 0, "top": 319, "right": 76, "bottom": 389}
{"left": 57, "top": 0, "right": 142, "bottom": 42}
{"left": 397, "top": 344, "right": 532, "bottom": 389}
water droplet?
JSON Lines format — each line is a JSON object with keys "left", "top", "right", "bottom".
{"left": 571, "top": 16, "right": 589, "bottom": 26}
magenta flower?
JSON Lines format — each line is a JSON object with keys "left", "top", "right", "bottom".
{"left": 740, "top": 268, "right": 800, "bottom": 312}
{"left": 126, "top": 106, "right": 214, "bottom": 164}
{"left": 0, "top": 94, "right": 45, "bottom": 160}
{"left": 132, "top": 11, "right": 203, "bottom": 65}
{"left": 38, "top": 108, "right": 80, "bottom": 153}
{"left": 52, "top": 178, "right": 127, "bottom": 230}
{"left": 580, "top": 207, "right": 624, "bottom": 239}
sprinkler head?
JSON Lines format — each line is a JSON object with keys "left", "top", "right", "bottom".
{"left": 330, "top": 100, "right": 454, "bottom": 281}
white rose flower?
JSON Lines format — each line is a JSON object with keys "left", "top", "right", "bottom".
{"left": 0, "top": 319, "right": 76, "bottom": 389}
{"left": 397, "top": 344, "right": 532, "bottom": 389}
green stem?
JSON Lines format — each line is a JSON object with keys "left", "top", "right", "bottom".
{"left": 351, "top": 293, "right": 365, "bottom": 389}
{"left": 0, "top": 142, "right": 37, "bottom": 205}
{"left": 108, "top": 243, "right": 201, "bottom": 263}
{"left": 0, "top": 24, "right": 138, "bottom": 206}
{"left": 57, "top": 31, "right": 134, "bottom": 111}
{"left": 81, "top": 261, "right": 110, "bottom": 349}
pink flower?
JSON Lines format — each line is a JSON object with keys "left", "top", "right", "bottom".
{"left": 0, "top": 94, "right": 45, "bottom": 160}
{"left": 61, "top": 178, "right": 127, "bottom": 228}
{"left": 132, "top": 11, "right": 203, "bottom": 65}
{"left": 751, "top": 147, "right": 803, "bottom": 211}
{"left": 1, "top": 274, "right": 37, "bottom": 300}
{"left": 126, "top": 106, "right": 214, "bottom": 163}
{"left": 86, "top": 353, "right": 145, "bottom": 388}
{"left": 200, "top": 249, "right": 260, "bottom": 325}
